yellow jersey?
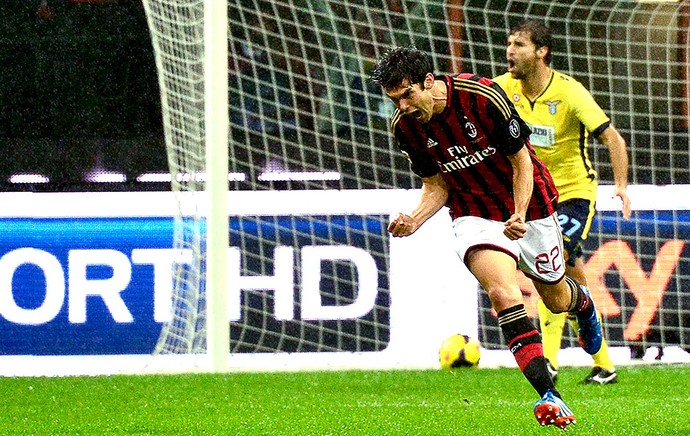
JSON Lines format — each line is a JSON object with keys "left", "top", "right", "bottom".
{"left": 494, "top": 70, "right": 610, "bottom": 203}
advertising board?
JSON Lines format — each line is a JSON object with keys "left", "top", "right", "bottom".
{"left": 0, "top": 186, "right": 687, "bottom": 375}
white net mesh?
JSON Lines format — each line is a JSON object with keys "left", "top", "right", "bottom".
{"left": 144, "top": 0, "right": 690, "bottom": 357}
{"left": 142, "top": 0, "right": 207, "bottom": 353}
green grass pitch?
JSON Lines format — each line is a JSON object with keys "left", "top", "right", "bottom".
{"left": 1, "top": 364, "right": 689, "bottom": 435}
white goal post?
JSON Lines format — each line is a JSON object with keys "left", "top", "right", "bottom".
{"left": 141, "top": 0, "right": 690, "bottom": 370}
{"left": 203, "top": 0, "right": 230, "bottom": 371}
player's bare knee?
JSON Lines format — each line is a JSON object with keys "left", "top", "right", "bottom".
{"left": 485, "top": 284, "right": 523, "bottom": 311}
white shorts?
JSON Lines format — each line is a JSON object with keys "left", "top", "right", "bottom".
{"left": 451, "top": 213, "right": 566, "bottom": 284}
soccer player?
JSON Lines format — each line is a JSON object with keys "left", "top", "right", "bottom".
{"left": 371, "top": 46, "right": 605, "bottom": 429}
{"left": 494, "top": 19, "right": 631, "bottom": 385}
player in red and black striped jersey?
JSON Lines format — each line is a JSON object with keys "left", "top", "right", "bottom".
{"left": 372, "top": 46, "right": 604, "bottom": 429}
{"left": 391, "top": 72, "right": 558, "bottom": 223}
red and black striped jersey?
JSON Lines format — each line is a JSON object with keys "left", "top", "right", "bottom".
{"left": 392, "top": 73, "right": 558, "bottom": 222}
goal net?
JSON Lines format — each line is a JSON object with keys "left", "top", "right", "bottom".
{"left": 143, "top": 0, "right": 690, "bottom": 365}
{"left": 142, "top": 1, "right": 207, "bottom": 355}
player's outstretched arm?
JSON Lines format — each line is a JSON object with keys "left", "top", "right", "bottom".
{"left": 388, "top": 173, "right": 448, "bottom": 237}
{"left": 599, "top": 125, "right": 632, "bottom": 220}
{"left": 504, "top": 147, "right": 533, "bottom": 240}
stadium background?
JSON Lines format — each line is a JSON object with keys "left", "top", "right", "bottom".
{"left": 2, "top": 1, "right": 688, "bottom": 191}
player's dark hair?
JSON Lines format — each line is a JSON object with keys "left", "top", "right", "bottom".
{"left": 370, "top": 46, "right": 433, "bottom": 89}
{"left": 510, "top": 19, "right": 553, "bottom": 65}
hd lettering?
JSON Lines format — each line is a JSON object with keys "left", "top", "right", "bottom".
{"left": 0, "top": 246, "right": 378, "bottom": 325}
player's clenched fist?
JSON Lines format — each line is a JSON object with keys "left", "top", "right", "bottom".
{"left": 504, "top": 213, "right": 528, "bottom": 240}
{"left": 388, "top": 213, "right": 419, "bottom": 237}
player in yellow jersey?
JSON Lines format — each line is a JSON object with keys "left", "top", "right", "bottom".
{"left": 494, "top": 19, "right": 632, "bottom": 385}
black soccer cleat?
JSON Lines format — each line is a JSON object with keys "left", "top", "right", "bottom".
{"left": 581, "top": 366, "right": 618, "bottom": 385}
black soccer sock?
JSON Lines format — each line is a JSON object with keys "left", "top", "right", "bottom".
{"left": 498, "top": 304, "right": 559, "bottom": 398}
{"left": 566, "top": 276, "right": 594, "bottom": 319}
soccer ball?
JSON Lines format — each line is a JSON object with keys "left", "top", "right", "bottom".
{"left": 439, "top": 334, "right": 481, "bottom": 369}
